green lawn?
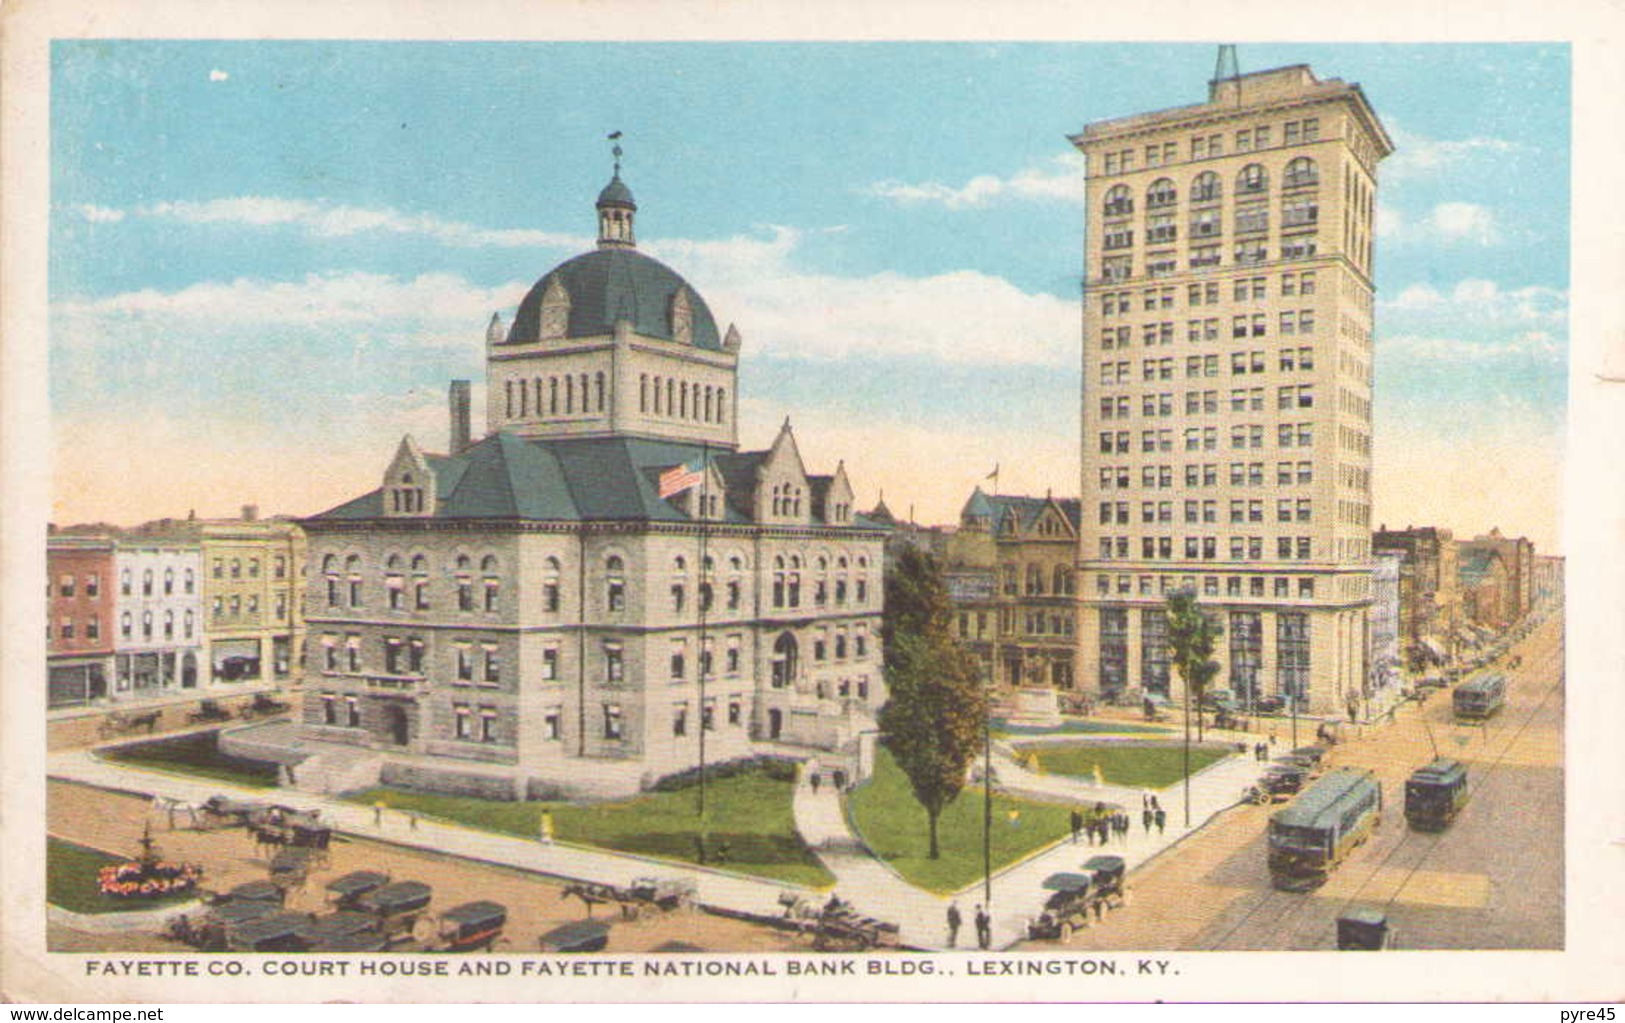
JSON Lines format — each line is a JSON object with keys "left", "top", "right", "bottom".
{"left": 100, "top": 731, "right": 281, "bottom": 789}
{"left": 992, "top": 718, "right": 1173, "bottom": 739}
{"left": 46, "top": 837, "right": 199, "bottom": 915}
{"left": 349, "top": 765, "right": 833, "bottom": 888}
{"left": 846, "top": 747, "right": 1077, "bottom": 894}
{"left": 1016, "top": 741, "right": 1231, "bottom": 789}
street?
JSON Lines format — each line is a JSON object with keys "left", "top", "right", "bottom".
{"left": 1028, "top": 607, "right": 1564, "bottom": 951}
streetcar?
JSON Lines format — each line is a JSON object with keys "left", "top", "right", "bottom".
{"left": 1452, "top": 672, "right": 1506, "bottom": 721}
{"left": 1266, "top": 767, "right": 1382, "bottom": 891}
{"left": 1403, "top": 758, "right": 1470, "bottom": 832}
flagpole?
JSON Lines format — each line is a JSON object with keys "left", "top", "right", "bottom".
{"left": 697, "top": 441, "right": 710, "bottom": 823}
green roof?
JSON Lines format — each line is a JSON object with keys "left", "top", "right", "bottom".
{"left": 306, "top": 433, "right": 875, "bottom": 531}
{"left": 1270, "top": 767, "right": 1379, "bottom": 830}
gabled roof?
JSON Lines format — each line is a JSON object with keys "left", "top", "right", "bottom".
{"left": 963, "top": 490, "right": 1082, "bottom": 535}
{"left": 307, "top": 432, "right": 866, "bottom": 529}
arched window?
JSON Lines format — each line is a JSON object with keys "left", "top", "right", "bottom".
{"left": 1146, "top": 177, "right": 1176, "bottom": 208}
{"left": 565, "top": 374, "right": 574, "bottom": 414}
{"left": 142, "top": 610, "right": 153, "bottom": 639}
{"left": 788, "top": 555, "right": 802, "bottom": 608}
{"left": 717, "top": 388, "right": 727, "bottom": 425}
{"left": 345, "top": 554, "right": 363, "bottom": 607}
{"left": 183, "top": 568, "right": 195, "bottom": 594}
{"left": 481, "top": 555, "right": 500, "bottom": 612}
{"left": 671, "top": 555, "right": 687, "bottom": 613}
{"left": 142, "top": 568, "right": 154, "bottom": 595}
{"left": 549, "top": 377, "right": 559, "bottom": 415}
{"left": 1237, "top": 163, "right": 1268, "bottom": 195}
{"left": 1104, "top": 184, "right": 1133, "bottom": 217}
{"left": 385, "top": 554, "right": 404, "bottom": 610}
{"left": 229, "top": 559, "right": 240, "bottom": 580}
{"left": 183, "top": 609, "right": 194, "bottom": 639}
{"left": 1053, "top": 565, "right": 1071, "bottom": 595}
{"left": 727, "top": 554, "right": 744, "bottom": 610}
{"left": 640, "top": 374, "right": 649, "bottom": 413}
{"left": 814, "top": 556, "right": 829, "bottom": 606}
{"left": 1283, "top": 156, "right": 1319, "bottom": 188}
{"left": 704, "top": 385, "right": 714, "bottom": 423}
{"left": 164, "top": 609, "right": 174, "bottom": 639}
{"left": 1192, "top": 170, "right": 1222, "bottom": 203}
{"left": 772, "top": 555, "right": 786, "bottom": 608}
{"left": 653, "top": 376, "right": 663, "bottom": 414}
{"left": 505, "top": 379, "right": 514, "bottom": 418}
{"left": 163, "top": 567, "right": 174, "bottom": 595}
{"left": 323, "top": 555, "right": 340, "bottom": 608}
{"left": 699, "top": 555, "right": 715, "bottom": 612}
{"left": 771, "top": 632, "right": 798, "bottom": 688}
{"left": 543, "top": 556, "right": 562, "bottom": 612}
{"left": 595, "top": 371, "right": 606, "bottom": 412}
{"left": 605, "top": 555, "right": 626, "bottom": 612}
{"left": 856, "top": 556, "right": 870, "bottom": 604}
{"left": 1027, "top": 564, "right": 1044, "bottom": 595}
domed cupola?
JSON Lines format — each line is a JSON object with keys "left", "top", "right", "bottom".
{"left": 596, "top": 142, "right": 637, "bottom": 249}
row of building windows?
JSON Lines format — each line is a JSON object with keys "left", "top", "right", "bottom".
{"left": 212, "top": 594, "right": 289, "bottom": 619}
{"left": 1099, "top": 314, "right": 1320, "bottom": 352}
{"left": 1098, "top": 498, "right": 1314, "bottom": 525}
{"left": 1100, "top": 119, "right": 1322, "bottom": 177}
{"left": 210, "top": 557, "right": 289, "bottom": 581}
{"left": 1094, "top": 534, "right": 1318, "bottom": 562}
{"left": 998, "top": 564, "right": 1077, "bottom": 597}
{"left": 504, "top": 372, "right": 609, "bottom": 420}
{"left": 1093, "top": 574, "right": 1319, "bottom": 601}
{"left": 1099, "top": 271, "right": 1318, "bottom": 318}
{"left": 637, "top": 374, "right": 727, "bottom": 425}
{"left": 1102, "top": 606, "right": 1312, "bottom": 701}
{"left": 1102, "top": 238, "right": 1320, "bottom": 282}
{"left": 1096, "top": 421, "right": 1316, "bottom": 455}
{"left": 1097, "top": 461, "right": 1316, "bottom": 492}
{"left": 1102, "top": 159, "right": 1321, "bottom": 217}
{"left": 1103, "top": 194, "right": 1321, "bottom": 252}
{"left": 1096, "top": 349, "right": 1318, "bottom": 385}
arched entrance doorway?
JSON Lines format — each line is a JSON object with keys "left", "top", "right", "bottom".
{"left": 381, "top": 703, "right": 410, "bottom": 746}
{"left": 768, "top": 708, "right": 783, "bottom": 740}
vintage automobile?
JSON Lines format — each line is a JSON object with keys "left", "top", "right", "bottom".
{"left": 1336, "top": 908, "right": 1394, "bottom": 950}
{"left": 227, "top": 911, "right": 315, "bottom": 953}
{"left": 1026, "top": 873, "right": 1100, "bottom": 941}
{"left": 358, "top": 880, "right": 433, "bottom": 947}
{"left": 433, "top": 901, "right": 508, "bottom": 953}
{"left": 1081, "top": 855, "right": 1127, "bottom": 907}
{"left": 1253, "top": 694, "right": 1287, "bottom": 716}
{"left": 1258, "top": 763, "right": 1306, "bottom": 800}
{"left": 325, "top": 870, "right": 391, "bottom": 910}
{"left": 538, "top": 919, "right": 611, "bottom": 953}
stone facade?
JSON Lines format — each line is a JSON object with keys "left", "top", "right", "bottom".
{"left": 299, "top": 171, "right": 884, "bottom": 797}
{"left": 1073, "top": 62, "right": 1390, "bottom": 715}
{"left": 1374, "top": 526, "right": 1461, "bottom": 667}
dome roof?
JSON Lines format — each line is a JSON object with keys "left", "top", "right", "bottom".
{"left": 505, "top": 247, "right": 722, "bottom": 350}
{"left": 597, "top": 173, "right": 636, "bottom": 208}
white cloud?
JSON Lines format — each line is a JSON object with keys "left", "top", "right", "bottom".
{"left": 122, "top": 197, "right": 591, "bottom": 250}
{"left": 864, "top": 153, "right": 1085, "bottom": 210}
{"left": 651, "top": 226, "right": 1075, "bottom": 366}
{"left": 1378, "top": 330, "right": 1565, "bottom": 366}
{"left": 73, "top": 204, "right": 126, "bottom": 223}
{"left": 1378, "top": 279, "right": 1567, "bottom": 325}
{"left": 208, "top": 69, "right": 229, "bottom": 82}
{"left": 1376, "top": 201, "right": 1501, "bottom": 246}
{"left": 1383, "top": 121, "right": 1523, "bottom": 181}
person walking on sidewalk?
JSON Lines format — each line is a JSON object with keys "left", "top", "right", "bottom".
{"left": 811, "top": 772, "right": 821, "bottom": 796}
{"left": 538, "top": 809, "right": 555, "bottom": 845}
{"left": 946, "top": 902, "right": 963, "bottom": 948}
{"left": 1070, "top": 808, "right": 1083, "bottom": 845}
{"left": 1142, "top": 806, "right": 1154, "bottom": 834}
{"left": 1154, "top": 807, "right": 1167, "bottom": 835}
{"left": 975, "top": 905, "right": 992, "bottom": 950}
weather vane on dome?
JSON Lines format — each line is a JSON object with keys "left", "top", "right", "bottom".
{"left": 608, "top": 130, "right": 624, "bottom": 175}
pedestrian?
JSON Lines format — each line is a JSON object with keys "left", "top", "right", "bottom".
{"left": 372, "top": 800, "right": 385, "bottom": 827}
{"left": 1151, "top": 794, "right": 1161, "bottom": 812}
{"left": 538, "top": 808, "right": 555, "bottom": 845}
{"left": 946, "top": 902, "right": 962, "bottom": 948}
{"left": 1142, "top": 807, "right": 1154, "bottom": 834}
{"left": 1142, "top": 791, "right": 1150, "bottom": 811}
{"left": 408, "top": 811, "right": 419, "bottom": 831}
{"left": 1070, "top": 808, "right": 1083, "bottom": 845}
{"left": 975, "top": 904, "right": 991, "bottom": 950}
{"left": 811, "top": 772, "right": 821, "bottom": 795}
{"left": 1154, "top": 807, "right": 1166, "bottom": 835}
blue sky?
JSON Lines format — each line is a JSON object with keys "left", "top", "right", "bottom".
{"left": 49, "top": 41, "right": 1570, "bottom": 549}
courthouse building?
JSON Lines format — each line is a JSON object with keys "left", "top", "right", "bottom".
{"left": 297, "top": 167, "right": 886, "bottom": 797}
{"left": 1072, "top": 59, "right": 1391, "bottom": 715}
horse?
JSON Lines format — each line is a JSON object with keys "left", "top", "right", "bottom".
{"left": 560, "top": 881, "right": 620, "bottom": 919}
{"left": 250, "top": 825, "right": 289, "bottom": 859}
{"left": 150, "top": 795, "right": 206, "bottom": 830}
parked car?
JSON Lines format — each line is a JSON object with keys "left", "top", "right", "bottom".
{"left": 1254, "top": 695, "right": 1287, "bottom": 715}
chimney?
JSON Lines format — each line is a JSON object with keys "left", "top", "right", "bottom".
{"left": 449, "top": 380, "right": 472, "bottom": 454}
{"left": 242, "top": 504, "right": 259, "bottom": 521}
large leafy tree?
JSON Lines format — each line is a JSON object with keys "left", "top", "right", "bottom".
{"left": 1166, "top": 590, "right": 1223, "bottom": 742}
{"left": 878, "top": 545, "right": 988, "bottom": 859}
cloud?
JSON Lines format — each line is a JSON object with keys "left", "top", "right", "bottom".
{"left": 1379, "top": 278, "right": 1567, "bottom": 326}
{"left": 72, "top": 204, "right": 126, "bottom": 223}
{"left": 1378, "top": 330, "right": 1565, "bottom": 367}
{"left": 1376, "top": 201, "right": 1501, "bottom": 246}
{"left": 650, "top": 226, "right": 1076, "bottom": 366}
{"left": 864, "top": 153, "right": 1085, "bottom": 210}
{"left": 93, "top": 196, "right": 592, "bottom": 250}
{"left": 1383, "top": 122, "right": 1523, "bottom": 181}
{"left": 208, "top": 69, "right": 229, "bottom": 82}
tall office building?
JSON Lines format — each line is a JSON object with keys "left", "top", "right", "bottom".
{"left": 1071, "top": 59, "right": 1391, "bottom": 716}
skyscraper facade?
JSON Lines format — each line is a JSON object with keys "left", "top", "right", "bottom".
{"left": 1071, "top": 61, "right": 1391, "bottom": 716}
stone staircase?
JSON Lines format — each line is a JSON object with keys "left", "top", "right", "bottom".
{"left": 289, "top": 747, "right": 384, "bottom": 796}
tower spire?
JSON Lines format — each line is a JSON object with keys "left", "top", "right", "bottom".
{"left": 1213, "top": 44, "right": 1239, "bottom": 83}
{"left": 596, "top": 131, "right": 637, "bottom": 249}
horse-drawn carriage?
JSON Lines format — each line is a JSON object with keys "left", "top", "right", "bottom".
{"left": 431, "top": 901, "right": 509, "bottom": 953}
{"left": 357, "top": 880, "right": 433, "bottom": 948}
{"left": 167, "top": 898, "right": 279, "bottom": 951}
{"left": 227, "top": 911, "right": 316, "bottom": 953}
{"left": 187, "top": 699, "right": 234, "bottom": 725}
{"left": 560, "top": 876, "right": 696, "bottom": 921}
{"left": 98, "top": 708, "right": 162, "bottom": 740}
{"left": 238, "top": 692, "right": 292, "bottom": 721}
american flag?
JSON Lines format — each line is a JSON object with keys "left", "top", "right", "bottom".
{"left": 658, "top": 461, "right": 703, "bottom": 499}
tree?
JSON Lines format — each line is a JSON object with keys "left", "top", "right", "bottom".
{"left": 878, "top": 545, "right": 988, "bottom": 860}
{"left": 1166, "top": 590, "right": 1223, "bottom": 742}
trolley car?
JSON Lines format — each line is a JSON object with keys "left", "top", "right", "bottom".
{"left": 1403, "top": 758, "right": 1469, "bottom": 831}
{"left": 1267, "top": 767, "right": 1382, "bottom": 891}
{"left": 1453, "top": 673, "right": 1506, "bottom": 721}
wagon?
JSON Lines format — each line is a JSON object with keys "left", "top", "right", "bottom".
{"left": 433, "top": 901, "right": 508, "bottom": 953}
{"left": 812, "top": 899, "right": 901, "bottom": 951}
{"left": 239, "top": 692, "right": 292, "bottom": 720}
{"left": 1259, "top": 763, "right": 1307, "bottom": 800}
{"left": 98, "top": 709, "right": 162, "bottom": 739}
{"left": 358, "top": 880, "right": 433, "bottom": 947}
{"left": 625, "top": 877, "right": 697, "bottom": 917}
{"left": 538, "top": 919, "right": 611, "bottom": 953}
{"left": 1081, "top": 854, "right": 1127, "bottom": 907}
{"left": 325, "top": 870, "right": 391, "bottom": 910}
{"left": 227, "top": 911, "right": 315, "bottom": 953}
{"left": 223, "top": 879, "right": 285, "bottom": 906}
{"left": 187, "top": 699, "right": 234, "bottom": 725}
{"left": 268, "top": 846, "right": 315, "bottom": 891}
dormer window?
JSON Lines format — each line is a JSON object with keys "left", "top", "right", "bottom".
{"left": 670, "top": 286, "right": 693, "bottom": 345}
